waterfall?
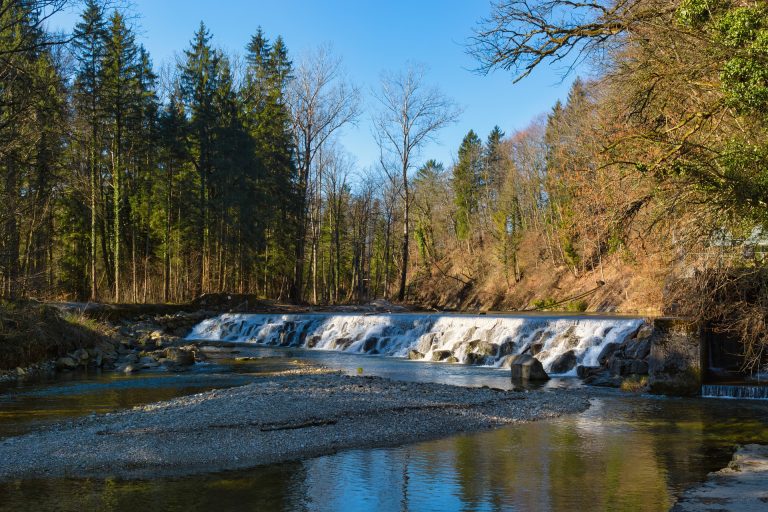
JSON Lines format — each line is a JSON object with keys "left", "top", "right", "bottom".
{"left": 702, "top": 384, "right": 768, "bottom": 400}
{"left": 186, "top": 313, "right": 644, "bottom": 375}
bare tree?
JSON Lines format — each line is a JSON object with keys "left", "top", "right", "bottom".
{"left": 373, "top": 64, "right": 460, "bottom": 302}
{"left": 468, "top": 0, "right": 653, "bottom": 82}
{"left": 287, "top": 45, "right": 360, "bottom": 303}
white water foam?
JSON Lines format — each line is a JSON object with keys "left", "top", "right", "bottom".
{"left": 187, "top": 313, "right": 644, "bottom": 375}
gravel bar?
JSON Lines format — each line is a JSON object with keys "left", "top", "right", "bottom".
{"left": 0, "top": 370, "right": 590, "bottom": 480}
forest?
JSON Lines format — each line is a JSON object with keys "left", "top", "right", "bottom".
{"left": 1, "top": 0, "right": 767, "bottom": 359}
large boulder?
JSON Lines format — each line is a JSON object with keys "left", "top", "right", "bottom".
{"left": 597, "top": 343, "right": 619, "bottom": 366}
{"left": 498, "top": 341, "right": 517, "bottom": 357}
{"left": 362, "top": 337, "right": 379, "bottom": 352}
{"left": 71, "top": 348, "right": 90, "bottom": 365}
{"left": 164, "top": 347, "right": 195, "bottom": 366}
{"left": 407, "top": 349, "right": 423, "bottom": 360}
{"left": 56, "top": 357, "right": 78, "bottom": 371}
{"left": 465, "top": 352, "right": 492, "bottom": 366}
{"left": 468, "top": 340, "right": 496, "bottom": 356}
{"left": 550, "top": 350, "right": 577, "bottom": 374}
{"left": 416, "top": 334, "right": 437, "bottom": 354}
{"left": 509, "top": 354, "right": 550, "bottom": 382}
{"left": 431, "top": 350, "right": 453, "bottom": 362}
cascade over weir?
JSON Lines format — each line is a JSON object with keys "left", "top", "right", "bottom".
{"left": 187, "top": 313, "right": 646, "bottom": 375}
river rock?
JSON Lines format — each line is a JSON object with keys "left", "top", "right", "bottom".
{"left": 468, "top": 340, "right": 496, "bottom": 356}
{"left": 465, "top": 353, "right": 492, "bottom": 366}
{"left": 634, "top": 324, "right": 653, "bottom": 340}
{"left": 56, "top": 357, "right": 78, "bottom": 370}
{"left": 139, "top": 356, "right": 160, "bottom": 368}
{"left": 164, "top": 347, "right": 195, "bottom": 366}
{"left": 91, "top": 349, "right": 103, "bottom": 368}
{"left": 498, "top": 355, "right": 517, "bottom": 369}
{"left": 416, "top": 334, "right": 436, "bottom": 354}
{"left": 550, "top": 350, "right": 577, "bottom": 374}
{"left": 362, "top": 337, "right": 379, "bottom": 352}
{"left": 576, "top": 365, "right": 602, "bottom": 379}
{"left": 498, "top": 341, "right": 517, "bottom": 357}
{"left": 431, "top": 350, "right": 453, "bottom": 362}
{"left": 121, "top": 364, "right": 138, "bottom": 374}
{"left": 509, "top": 354, "right": 549, "bottom": 381}
{"left": 408, "top": 349, "right": 423, "bottom": 360}
{"left": 71, "top": 348, "right": 89, "bottom": 364}
{"left": 626, "top": 338, "right": 652, "bottom": 360}
{"left": 597, "top": 343, "right": 619, "bottom": 366}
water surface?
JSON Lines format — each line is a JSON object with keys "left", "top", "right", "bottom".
{"left": 1, "top": 346, "right": 767, "bottom": 511}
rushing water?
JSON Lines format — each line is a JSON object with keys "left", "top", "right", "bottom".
{"left": 1, "top": 344, "right": 768, "bottom": 511}
{"left": 187, "top": 312, "right": 645, "bottom": 374}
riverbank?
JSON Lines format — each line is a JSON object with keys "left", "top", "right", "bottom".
{"left": 673, "top": 444, "right": 768, "bottom": 511}
{"left": 0, "top": 301, "right": 111, "bottom": 376}
{"left": 0, "top": 369, "right": 590, "bottom": 480}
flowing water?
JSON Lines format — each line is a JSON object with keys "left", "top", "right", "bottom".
{"left": 1, "top": 316, "right": 768, "bottom": 511}
{"left": 187, "top": 312, "right": 645, "bottom": 374}
{"left": 701, "top": 383, "right": 768, "bottom": 400}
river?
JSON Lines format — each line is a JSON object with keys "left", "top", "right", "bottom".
{"left": 1, "top": 344, "right": 767, "bottom": 511}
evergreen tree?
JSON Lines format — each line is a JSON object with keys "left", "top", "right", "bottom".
{"left": 72, "top": 0, "right": 108, "bottom": 300}
{"left": 242, "top": 28, "right": 297, "bottom": 295}
{"left": 179, "top": 22, "right": 221, "bottom": 297}
{"left": 453, "top": 130, "right": 483, "bottom": 242}
{"left": 101, "top": 10, "right": 139, "bottom": 301}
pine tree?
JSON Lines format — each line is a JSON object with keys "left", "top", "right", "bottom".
{"left": 453, "top": 130, "right": 483, "bottom": 242}
{"left": 101, "top": 10, "right": 139, "bottom": 301}
{"left": 179, "top": 22, "right": 221, "bottom": 297}
{"left": 243, "top": 28, "right": 296, "bottom": 296}
{"left": 72, "top": 0, "right": 107, "bottom": 300}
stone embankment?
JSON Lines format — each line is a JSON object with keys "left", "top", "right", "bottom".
{"left": 0, "top": 310, "right": 212, "bottom": 384}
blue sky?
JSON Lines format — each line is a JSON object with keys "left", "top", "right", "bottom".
{"left": 51, "top": 0, "right": 580, "bottom": 172}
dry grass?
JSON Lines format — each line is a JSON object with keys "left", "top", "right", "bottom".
{"left": 620, "top": 375, "right": 649, "bottom": 393}
{"left": 0, "top": 301, "right": 110, "bottom": 370}
{"left": 410, "top": 231, "right": 666, "bottom": 314}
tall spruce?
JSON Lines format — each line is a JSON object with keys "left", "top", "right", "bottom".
{"left": 179, "top": 22, "right": 220, "bottom": 297}
{"left": 453, "top": 130, "right": 483, "bottom": 243}
{"left": 72, "top": 0, "right": 107, "bottom": 300}
{"left": 101, "top": 11, "right": 139, "bottom": 301}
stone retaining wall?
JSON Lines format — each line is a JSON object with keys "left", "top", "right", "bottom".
{"left": 647, "top": 318, "right": 703, "bottom": 396}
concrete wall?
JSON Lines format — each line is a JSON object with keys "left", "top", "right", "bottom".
{"left": 648, "top": 318, "right": 704, "bottom": 396}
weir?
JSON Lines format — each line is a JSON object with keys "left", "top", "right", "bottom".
{"left": 701, "top": 384, "right": 768, "bottom": 400}
{"left": 187, "top": 313, "right": 645, "bottom": 375}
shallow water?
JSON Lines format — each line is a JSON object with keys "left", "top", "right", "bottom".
{"left": 1, "top": 347, "right": 768, "bottom": 512}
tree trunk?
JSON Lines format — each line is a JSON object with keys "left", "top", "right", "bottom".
{"left": 5, "top": 156, "right": 19, "bottom": 299}
{"left": 397, "top": 164, "right": 410, "bottom": 302}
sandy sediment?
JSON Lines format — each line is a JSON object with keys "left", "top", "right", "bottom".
{"left": 0, "top": 370, "right": 590, "bottom": 480}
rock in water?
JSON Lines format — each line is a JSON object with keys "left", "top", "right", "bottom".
{"left": 550, "top": 350, "right": 577, "bottom": 374}
{"left": 431, "top": 350, "right": 453, "bottom": 362}
{"left": 164, "top": 347, "right": 195, "bottom": 366}
{"left": 407, "top": 349, "right": 423, "bottom": 360}
{"left": 56, "top": 357, "right": 78, "bottom": 370}
{"left": 509, "top": 354, "right": 549, "bottom": 382}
